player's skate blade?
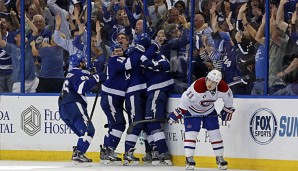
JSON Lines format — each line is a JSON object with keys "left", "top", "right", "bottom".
{"left": 216, "top": 156, "right": 228, "bottom": 170}
{"left": 123, "top": 148, "right": 140, "bottom": 166}
{"left": 72, "top": 161, "right": 92, "bottom": 167}
{"left": 186, "top": 164, "right": 195, "bottom": 170}
{"left": 123, "top": 160, "right": 139, "bottom": 166}
{"left": 218, "top": 165, "right": 227, "bottom": 170}
{"left": 100, "top": 160, "right": 122, "bottom": 165}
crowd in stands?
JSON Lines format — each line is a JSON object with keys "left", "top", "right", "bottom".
{"left": 0, "top": 0, "right": 297, "bottom": 95}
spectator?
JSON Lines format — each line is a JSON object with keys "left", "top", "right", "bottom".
{"left": 163, "top": 16, "right": 190, "bottom": 93}
{"left": 0, "top": 18, "right": 14, "bottom": 93}
{"left": 148, "top": 0, "right": 167, "bottom": 28}
{"left": 30, "top": 34, "right": 64, "bottom": 93}
{"left": 174, "top": 1, "right": 188, "bottom": 17}
{"left": 0, "top": 29, "right": 38, "bottom": 93}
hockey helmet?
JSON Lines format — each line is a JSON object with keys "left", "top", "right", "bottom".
{"left": 110, "top": 43, "right": 122, "bottom": 52}
{"left": 72, "top": 0, "right": 81, "bottom": 5}
{"left": 134, "top": 33, "right": 151, "bottom": 48}
{"left": 69, "top": 53, "right": 86, "bottom": 67}
{"left": 206, "top": 69, "right": 222, "bottom": 83}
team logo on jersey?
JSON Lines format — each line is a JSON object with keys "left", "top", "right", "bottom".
{"left": 249, "top": 108, "right": 277, "bottom": 145}
{"left": 200, "top": 100, "right": 215, "bottom": 107}
{"left": 21, "top": 105, "right": 41, "bottom": 136}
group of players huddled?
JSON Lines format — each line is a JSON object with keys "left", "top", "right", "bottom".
{"left": 58, "top": 33, "right": 174, "bottom": 167}
{"left": 58, "top": 32, "right": 236, "bottom": 170}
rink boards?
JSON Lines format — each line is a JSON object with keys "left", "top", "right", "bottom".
{"left": 0, "top": 94, "right": 298, "bottom": 171}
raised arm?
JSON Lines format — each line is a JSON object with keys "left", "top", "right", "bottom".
{"left": 276, "top": 0, "right": 288, "bottom": 32}
{"left": 30, "top": 40, "right": 39, "bottom": 56}
{"left": 255, "top": 14, "right": 265, "bottom": 45}
{"left": 242, "top": 13, "right": 256, "bottom": 39}
{"left": 0, "top": 23, "right": 7, "bottom": 47}
{"left": 26, "top": 14, "right": 38, "bottom": 36}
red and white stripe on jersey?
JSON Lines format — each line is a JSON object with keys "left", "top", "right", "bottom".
{"left": 189, "top": 105, "right": 213, "bottom": 114}
{"left": 193, "top": 78, "right": 229, "bottom": 93}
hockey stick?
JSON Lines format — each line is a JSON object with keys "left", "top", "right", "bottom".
{"left": 83, "top": 80, "right": 101, "bottom": 142}
{"left": 228, "top": 79, "right": 247, "bottom": 87}
{"left": 126, "top": 79, "right": 241, "bottom": 134}
{"left": 127, "top": 118, "right": 166, "bottom": 134}
{"left": 83, "top": 31, "right": 109, "bottom": 141}
{"left": 126, "top": 114, "right": 220, "bottom": 134}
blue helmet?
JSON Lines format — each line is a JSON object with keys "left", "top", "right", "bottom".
{"left": 110, "top": 43, "right": 122, "bottom": 52}
{"left": 69, "top": 53, "right": 86, "bottom": 67}
{"left": 134, "top": 33, "right": 151, "bottom": 48}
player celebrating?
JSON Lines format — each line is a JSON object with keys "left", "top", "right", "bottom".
{"left": 58, "top": 53, "right": 102, "bottom": 166}
{"left": 99, "top": 42, "right": 145, "bottom": 165}
{"left": 168, "top": 69, "right": 235, "bottom": 170}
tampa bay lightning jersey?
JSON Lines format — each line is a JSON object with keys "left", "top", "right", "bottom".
{"left": 126, "top": 47, "right": 147, "bottom": 96}
{"left": 101, "top": 55, "right": 138, "bottom": 99}
{"left": 222, "top": 45, "right": 242, "bottom": 83}
{"left": 59, "top": 68, "right": 98, "bottom": 107}
{"left": 143, "top": 52, "right": 174, "bottom": 93}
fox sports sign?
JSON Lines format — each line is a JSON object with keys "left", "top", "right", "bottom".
{"left": 249, "top": 108, "right": 278, "bottom": 145}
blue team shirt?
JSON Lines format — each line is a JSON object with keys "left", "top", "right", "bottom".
{"left": 101, "top": 56, "right": 131, "bottom": 99}
{"left": 59, "top": 68, "right": 98, "bottom": 107}
{"left": 222, "top": 46, "right": 242, "bottom": 83}
{"left": 3, "top": 43, "right": 36, "bottom": 83}
{"left": 38, "top": 46, "right": 64, "bottom": 79}
{"left": 143, "top": 52, "right": 174, "bottom": 93}
{"left": 126, "top": 47, "right": 147, "bottom": 96}
{"left": 255, "top": 45, "right": 266, "bottom": 79}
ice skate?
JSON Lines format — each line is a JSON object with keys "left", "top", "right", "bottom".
{"left": 151, "top": 146, "right": 161, "bottom": 165}
{"left": 99, "top": 145, "right": 109, "bottom": 165}
{"left": 123, "top": 148, "right": 140, "bottom": 166}
{"left": 185, "top": 156, "right": 196, "bottom": 170}
{"left": 71, "top": 146, "right": 92, "bottom": 167}
{"left": 100, "top": 146, "right": 122, "bottom": 165}
{"left": 216, "top": 156, "right": 228, "bottom": 170}
{"left": 142, "top": 151, "right": 152, "bottom": 165}
{"left": 158, "top": 152, "right": 172, "bottom": 166}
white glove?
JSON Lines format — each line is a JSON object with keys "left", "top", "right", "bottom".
{"left": 92, "top": 74, "right": 100, "bottom": 83}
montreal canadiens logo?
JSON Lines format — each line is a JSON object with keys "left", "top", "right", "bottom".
{"left": 200, "top": 100, "right": 215, "bottom": 107}
{"left": 249, "top": 108, "right": 278, "bottom": 145}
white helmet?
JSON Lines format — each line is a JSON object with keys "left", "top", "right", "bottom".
{"left": 72, "top": 0, "right": 81, "bottom": 5}
{"left": 206, "top": 69, "right": 222, "bottom": 83}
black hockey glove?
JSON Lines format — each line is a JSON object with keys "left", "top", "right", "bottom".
{"left": 220, "top": 107, "right": 235, "bottom": 121}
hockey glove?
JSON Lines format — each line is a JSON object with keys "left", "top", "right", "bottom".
{"left": 92, "top": 74, "right": 100, "bottom": 83}
{"left": 88, "top": 67, "right": 97, "bottom": 75}
{"left": 168, "top": 108, "right": 183, "bottom": 124}
{"left": 141, "top": 59, "right": 162, "bottom": 71}
{"left": 220, "top": 107, "right": 235, "bottom": 121}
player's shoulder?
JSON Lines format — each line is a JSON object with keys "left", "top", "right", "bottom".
{"left": 193, "top": 78, "right": 207, "bottom": 93}
{"left": 217, "top": 80, "right": 229, "bottom": 92}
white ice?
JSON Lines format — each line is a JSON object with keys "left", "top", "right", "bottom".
{"left": 0, "top": 161, "right": 258, "bottom": 171}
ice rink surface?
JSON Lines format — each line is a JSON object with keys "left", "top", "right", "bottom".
{"left": 0, "top": 161, "right": 258, "bottom": 171}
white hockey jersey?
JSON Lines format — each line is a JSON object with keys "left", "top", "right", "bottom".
{"left": 178, "top": 78, "right": 233, "bottom": 116}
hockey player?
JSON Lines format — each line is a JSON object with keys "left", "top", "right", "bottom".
{"left": 168, "top": 69, "right": 235, "bottom": 170}
{"left": 141, "top": 43, "right": 174, "bottom": 165}
{"left": 99, "top": 42, "right": 143, "bottom": 165}
{"left": 123, "top": 33, "right": 152, "bottom": 165}
{"left": 58, "top": 53, "right": 103, "bottom": 166}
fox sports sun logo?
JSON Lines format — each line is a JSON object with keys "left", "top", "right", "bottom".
{"left": 249, "top": 108, "right": 278, "bottom": 145}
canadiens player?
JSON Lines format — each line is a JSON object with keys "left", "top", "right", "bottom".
{"left": 168, "top": 69, "right": 235, "bottom": 170}
{"left": 58, "top": 53, "right": 103, "bottom": 166}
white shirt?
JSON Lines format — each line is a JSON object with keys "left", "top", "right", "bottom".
{"left": 178, "top": 78, "right": 234, "bottom": 116}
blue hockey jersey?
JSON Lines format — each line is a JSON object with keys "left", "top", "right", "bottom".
{"left": 58, "top": 68, "right": 99, "bottom": 107}
{"left": 101, "top": 54, "right": 140, "bottom": 99}
{"left": 125, "top": 47, "right": 147, "bottom": 96}
{"left": 142, "top": 52, "right": 174, "bottom": 93}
